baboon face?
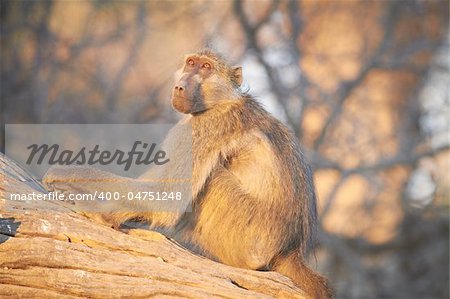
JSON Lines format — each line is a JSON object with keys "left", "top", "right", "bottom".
{"left": 171, "top": 51, "right": 243, "bottom": 114}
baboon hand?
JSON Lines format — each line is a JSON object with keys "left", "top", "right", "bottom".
{"left": 43, "top": 165, "right": 102, "bottom": 194}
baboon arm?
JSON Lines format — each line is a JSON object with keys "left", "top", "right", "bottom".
{"left": 225, "top": 131, "right": 282, "bottom": 201}
{"left": 42, "top": 165, "right": 185, "bottom": 227}
{"left": 43, "top": 165, "right": 140, "bottom": 194}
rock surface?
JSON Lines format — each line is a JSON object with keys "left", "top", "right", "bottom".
{"left": 0, "top": 153, "right": 306, "bottom": 298}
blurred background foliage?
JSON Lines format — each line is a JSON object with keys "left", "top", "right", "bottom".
{"left": 1, "top": 1, "right": 449, "bottom": 298}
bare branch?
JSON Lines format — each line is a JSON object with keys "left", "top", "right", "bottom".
{"left": 105, "top": 2, "right": 148, "bottom": 111}
{"left": 313, "top": 2, "right": 402, "bottom": 150}
{"left": 234, "top": 0, "right": 301, "bottom": 135}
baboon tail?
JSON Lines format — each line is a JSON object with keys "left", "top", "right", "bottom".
{"left": 273, "top": 252, "right": 332, "bottom": 299}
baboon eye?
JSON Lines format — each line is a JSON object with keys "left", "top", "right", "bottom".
{"left": 187, "top": 59, "right": 195, "bottom": 66}
{"left": 202, "top": 63, "right": 211, "bottom": 69}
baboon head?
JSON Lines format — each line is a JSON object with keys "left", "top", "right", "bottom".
{"left": 171, "top": 49, "right": 243, "bottom": 114}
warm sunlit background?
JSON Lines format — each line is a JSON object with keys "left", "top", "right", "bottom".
{"left": 1, "top": 1, "right": 449, "bottom": 298}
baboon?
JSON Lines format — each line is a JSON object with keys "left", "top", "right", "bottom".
{"left": 44, "top": 49, "right": 331, "bottom": 298}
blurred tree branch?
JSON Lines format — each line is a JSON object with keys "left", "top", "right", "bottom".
{"left": 312, "top": 1, "right": 401, "bottom": 151}
{"left": 105, "top": 2, "right": 147, "bottom": 111}
{"left": 232, "top": 1, "right": 449, "bottom": 297}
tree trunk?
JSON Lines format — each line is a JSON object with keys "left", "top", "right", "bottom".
{"left": 0, "top": 153, "right": 306, "bottom": 298}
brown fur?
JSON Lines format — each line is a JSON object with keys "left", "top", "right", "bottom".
{"left": 44, "top": 49, "right": 331, "bottom": 298}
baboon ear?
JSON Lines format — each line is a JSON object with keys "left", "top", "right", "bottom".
{"left": 233, "top": 66, "right": 243, "bottom": 86}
